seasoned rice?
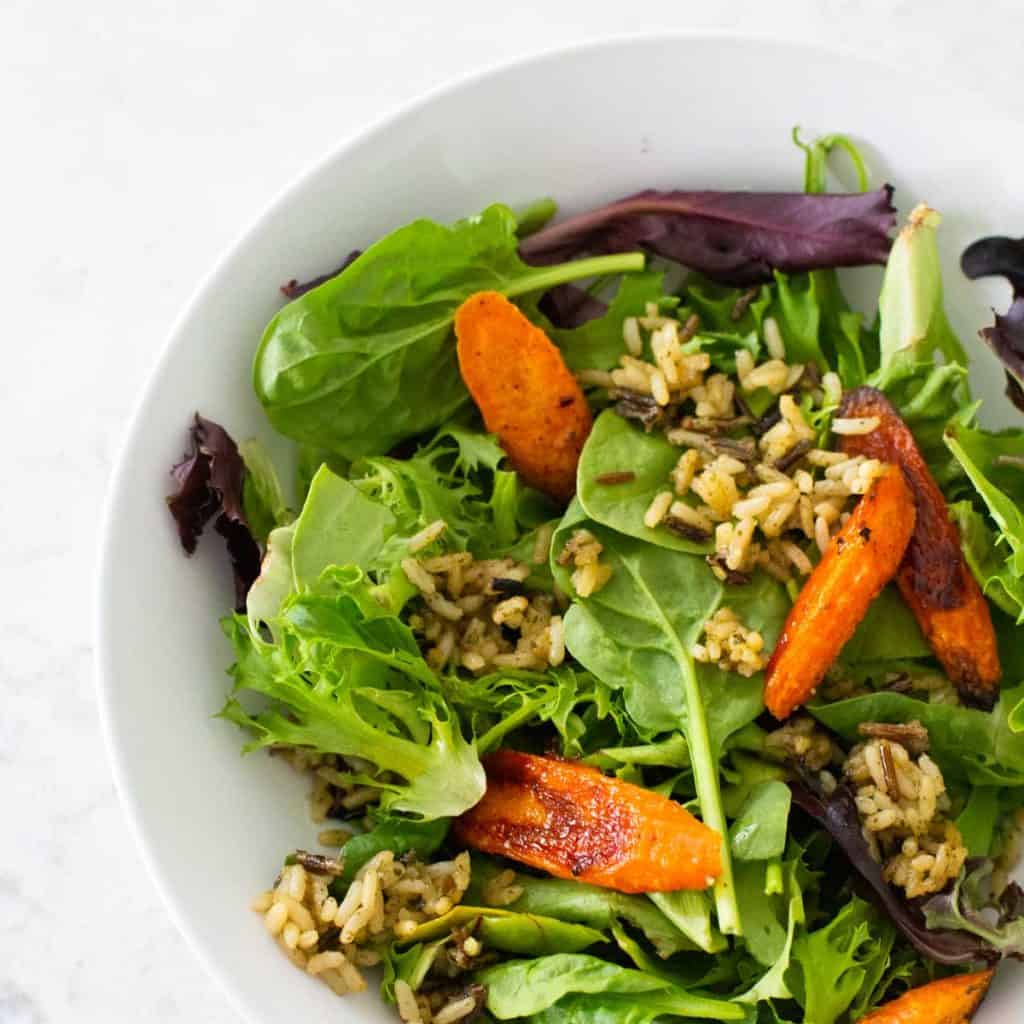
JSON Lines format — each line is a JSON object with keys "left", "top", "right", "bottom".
{"left": 404, "top": 552, "right": 563, "bottom": 673}
{"left": 692, "top": 607, "right": 766, "bottom": 677}
{"left": 602, "top": 307, "right": 894, "bottom": 585}
{"left": 845, "top": 734, "right": 967, "bottom": 898}
{"left": 254, "top": 849, "right": 481, "bottom": 1015}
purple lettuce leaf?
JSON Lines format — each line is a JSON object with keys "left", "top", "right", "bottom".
{"left": 961, "top": 236, "right": 1024, "bottom": 413}
{"left": 789, "top": 779, "right": 1001, "bottom": 965}
{"left": 518, "top": 188, "right": 897, "bottom": 286}
{"left": 537, "top": 283, "right": 608, "bottom": 328}
{"left": 281, "top": 249, "right": 362, "bottom": 300}
{"left": 922, "top": 859, "right": 1024, "bottom": 960}
{"left": 167, "top": 415, "right": 261, "bottom": 610}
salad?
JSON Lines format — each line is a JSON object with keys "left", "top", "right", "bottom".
{"left": 167, "top": 131, "right": 1024, "bottom": 1024}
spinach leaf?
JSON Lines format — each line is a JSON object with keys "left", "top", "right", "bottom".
{"left": 648, "top": 890, "right": 724, "bottom": 954}
{"left": 255, "top": 203, "right": 643, "bottom": 457}
{"left": 730, "top": 781, "right": 791, "bottom": 862}
{"left": 220, "top": 572, "right": 485, "bottom": 819}
{"left": 809, "top": 684, "right": 1024, "bottom": 786}
{"left": 550, "top": 509, "right": 741, "bottom": 933}
{"left": 576, "top": 411, "right": 712, "bottom": 555}
{"left": 335, "top": 816, "right": 448, "bottom": 883}
{"left": 468, "top": 858, "right": 695, "bottom": 958}
{"left": 525, "top": 992, "right": 746, "bottom": 1024}
{"left": 836, "top": 585, "right": 930, "bottom": 663}
{"left": 546, "top": 271, "right": 668, "bottom": 371}
{"left": 477, "top": 954, "right": 744, "bottom": 1021}
{"left": 398, "top": 907, "right": 605, "bottom": 955}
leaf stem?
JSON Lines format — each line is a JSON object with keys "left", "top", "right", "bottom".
{"left": 504, "top": 252, "right": 646, "bottom": 298}
{"left": 676, "top": 650, "right": 743, "bottom": 936}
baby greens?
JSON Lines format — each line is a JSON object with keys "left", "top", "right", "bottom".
{"left": 255, "top": 203, "right": 643, "bottom": 458}
{"left": 222, "top": 570, "right": 485, "bottom": 820}
{"left": 550, "top": 506, "right": 788, "bottom": 937}
{"left": 576, "top": 411, "right": 712, "bottom": 554}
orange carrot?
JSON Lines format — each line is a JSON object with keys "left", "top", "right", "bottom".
{"left": 765, "top": 465, "right": 916, "bottom": 719}
{"left": 455, "top": 291, "right": 592, "bottom": 503}
{"left": 839, "top": 387, "right": 1001, "bottom": 708}
{"left": 856, "top": 969, "right": 995, "bottom": 1023}
{"left": 453, "top": 750, "right": 721, "bottom": 894}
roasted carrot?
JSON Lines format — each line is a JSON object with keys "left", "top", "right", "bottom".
{"left": 455, "top": 291, "right": 592, "bottom": 503}
{"left": 839, "top": 387, "right": 1001, "bottom": 708}
{"left": 453, "top": 750, "right": 721, "bottom": 894}
{"left": 856, "top": 969, "right": 995, "bottom": 1023}
{"left": 764, "top": 465, "right": 916, "bottom": 720}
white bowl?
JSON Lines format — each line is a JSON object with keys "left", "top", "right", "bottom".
{"left": 97, "top": 33, "right": 1022, "bottom": 1022}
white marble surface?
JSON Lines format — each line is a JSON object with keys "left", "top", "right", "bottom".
{"left": 4, "top": 0, "right": 1024, "bottom": 1019}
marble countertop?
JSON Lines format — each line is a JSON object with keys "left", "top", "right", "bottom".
{"left": 5, "top": 0, "right": 1024, "bottom": 1019}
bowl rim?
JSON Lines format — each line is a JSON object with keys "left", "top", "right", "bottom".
{"left": 94, "top": 28, "right": 1020, "bottom": 1021}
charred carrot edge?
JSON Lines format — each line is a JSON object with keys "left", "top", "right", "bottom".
{"left": 453, "top": 750, "right": 721, "bottom": 894}
{"left": 839, "top": 387, "right": 1001, "bottom": 708}
{"left": 856, "top": 968, "right": 995, "bottom": 1023}
{"left": 455, "top": 291, "right": 592, "bottom": 504}
{"left": 764, "top": 465, "right": 916, "bottom": 720}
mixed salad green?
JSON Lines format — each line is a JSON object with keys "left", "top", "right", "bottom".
{"left": 167, "top": 131, "right": 1024, "bottom": 1022}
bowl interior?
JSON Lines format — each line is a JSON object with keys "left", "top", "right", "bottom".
{"left": 98, "top": 34, "right": 1023, "bottom": 1022}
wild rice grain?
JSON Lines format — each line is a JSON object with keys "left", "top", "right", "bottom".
{"left": 395, "top": 981, "right": 423, "bottom": 1024}
{"left": 434, "top": 996, "right": 480, "bottom": 1024}
{"left": 763, "top": 317, "right": 786, "bottom": 360}
{"left": 622, "top": 316, "right": 643, "bottom": 356}
{"left": 832, "top": 416, "right": 881, "bottom": 436}
{"left": 814, "top": 515, "right": 832, "bottom": 554}
{"left": 402, "top": 559, "right": 437, "bottom": 596}
{"left": 408, "top": 519, "right": 447, "bottom": 553}
{"left": 264, "top": 901, "right": 288, "bottom": 936}
{"left": 644, "top": 491, "right": 674, "bottom": 528}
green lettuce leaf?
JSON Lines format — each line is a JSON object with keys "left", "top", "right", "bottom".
{"left": 786, "top": 898, "right": 895, "bottom": 1024}
{"left": 550, "top": 505, "right": 787, "bottom": 936}
{"left": 576, "top": 410, "right": 712, "bottom": 555}
{"left": 239, "top": 438, "right": 292, "bottom": 542}
{"left": 730, "top": 780, "right": 792, "bottom": 862}
{"left": 468, "top": 858, "right": 698, "bottom": 959}
{"left": 397, "top": 907, "right": 605, "bottom": 956}
{"left": 220, "top": 569, "right": 484, "bottom": 819}
{"left": 477, "top": 954, "right": 743, "bottom": 1022}
{"left": 809, "top": 684, "right": 1024, "bottom": 786}
{"left": 440, "top": 666, "right": 620, "bottom": 756}
{"left": 946, "top": 423, "right": 1024, "bottom": 622}
{"left": 254, "top": 203, "right": 643, "bottom": 457}
{"left": 876, "top": 205, "right": 968, "bottom": 381}
{"left": 545, "top": 271, "right": 668, "bottom": 371}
